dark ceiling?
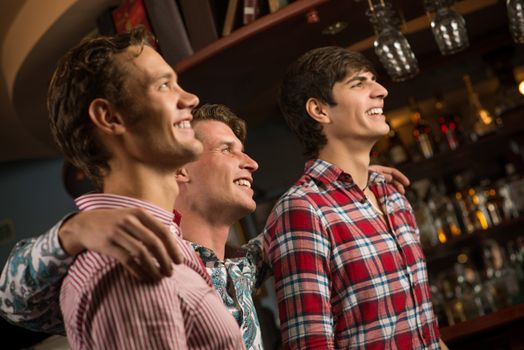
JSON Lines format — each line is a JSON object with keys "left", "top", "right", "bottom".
{"left": 177, "top": 0, "right": 519, "bottom": 127}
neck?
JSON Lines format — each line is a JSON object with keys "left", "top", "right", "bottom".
{"left": 318, "top": 138, "right": 373, "bottom": 189}
{"left": 178, "top": 211, "right": 231, "bottom": 260}
{"left": 103, "top": 160, "right": 179, "bottom": 212}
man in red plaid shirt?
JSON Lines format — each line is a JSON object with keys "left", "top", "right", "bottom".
{"left": 263, "top": 47, "right": 448, "bottom": 349}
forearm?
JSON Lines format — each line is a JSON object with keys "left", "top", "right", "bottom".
{"left": 0, "top": 216, "right": 74, "bottom": 333}
{"left": 243, "top": 234, "right": 272, "bottom": 290}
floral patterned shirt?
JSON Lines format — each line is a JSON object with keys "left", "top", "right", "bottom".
{"left": 0, "top": 218, "right": 269, "bottom": 350}
{"left": 192, "top": 240, "right": 268, "bottom": 350}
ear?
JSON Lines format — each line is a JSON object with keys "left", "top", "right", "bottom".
{"left": 175, "top": 167, "right": 190, "bottom": 183}
{"left": 88, "top": 98, "right": 126, "bottom": 135}
{"left": 305, "top": 98, "right": 331, "bottom": 124}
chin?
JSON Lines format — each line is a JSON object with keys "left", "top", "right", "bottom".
{"left": 238, "top": 201, "right": 256, "bottom": 217}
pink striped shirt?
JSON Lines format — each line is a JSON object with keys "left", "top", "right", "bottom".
{"left": 60, "top": 193, "right": 245, "bottom": 349}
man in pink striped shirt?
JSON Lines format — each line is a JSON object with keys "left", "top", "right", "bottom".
{"left": 48, "top": 27, "right": 245, "bottom": 349}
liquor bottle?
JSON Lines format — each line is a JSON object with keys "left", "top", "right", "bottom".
{"left": 466, "top": 187, "right": 491, "bottom": 230}
{"left": 428, "top": 199, "right": 448, "bottom": 244}
{"left": 506, "top": 240, "right": 524, "bottom": 304}
{"left": 483, "top": 184, "right": 505, "bottom": 226}
{"left": 454, "top": 257, "right": 485, "bottom": 320}
{"left": 413, "top": 196, "right": 439, "bottom": 249}
{"left": 439, "top": 273, "right": 467, "bottom": 325}
{"left": 386, "top": 122, "right": 410, "bottom": 165}
{"left": 462, "top": 74, "right": 499, "bottom": 138}
{"left": 498, "top": 161, "right": 524, "bottom": 218}
{"left": 433, "top": 181, "right": 463, "bottom": 239}
{"left": 481, "top": 240, "right": 517, "bottom": 310}
{"left": 434, "top": 93, "right": 462, "bottom": 151}
{"left": 409, "top": 97, "right": 437, "bottom": 159}
{"left": 453, "top": 175, "right": 476, "bottom": 234}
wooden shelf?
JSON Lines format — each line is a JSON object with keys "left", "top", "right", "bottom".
{"left": 441, "top": 303, "right": 524, "bottom": 348}
{"left": 175, "top": 0, "right": 328, "bottom": 74}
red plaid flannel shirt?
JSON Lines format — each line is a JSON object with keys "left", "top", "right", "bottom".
{"left": 263, "top": 159, "right": 440, "bottom": 349}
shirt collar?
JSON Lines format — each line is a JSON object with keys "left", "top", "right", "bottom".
{"left": 191, "top": 242, "right": 248, "bottom": 265}
{"left": 75, "top": 192, "right": 175, "bottom": 227}
{"left": 305, "top": 158, "right": 387, "bottom": 187}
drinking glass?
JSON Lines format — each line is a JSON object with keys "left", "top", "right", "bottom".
{"left": 431, "top": 6, "right": 469, "bottom": 55}
{"left": 507, "top": 0, "right": 524, "bottom": 44}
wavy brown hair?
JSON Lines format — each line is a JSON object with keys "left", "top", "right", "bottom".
{"left": 47, "top": 27, "right": 149, "bottom": 189}
{"left": 192, "top": 104, "right": 247, "bottom": 144}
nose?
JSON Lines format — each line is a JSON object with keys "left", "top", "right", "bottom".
{"left": 241, "top": 152, "right": 259, "bottom": 173}
{"left": 178, "top": 87, "right": 199, "bottom": 110}
{"left": 372, "top": 81, "right": 388, "bottom": 100}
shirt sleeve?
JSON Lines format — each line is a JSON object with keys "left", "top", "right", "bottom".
{"left": 244, "top": 233, "right": 271, "bottom": 291}
{"left": 263, "top": 195, "right": 334, "bottom": 350}
{"left": 61, "top": 260, "right": 188, "bottom": 349}
{"left": 0, "top": 215, "right": 75, "bottom": 334}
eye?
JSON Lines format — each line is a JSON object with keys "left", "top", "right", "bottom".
{"left": 351, "top": 81, "right": 363, "bottom": 88}
{"left": 221, "top": 146, "right": 232, "bottom": 154}
{"left": 159, "top": 81, "right": 170, "bottom": 90}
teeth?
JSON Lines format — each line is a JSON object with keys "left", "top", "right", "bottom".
{"left": 234, "top": 179, "right": 251, "bottom": 188}
{"left": 174, "top": 120, "right": 191, "bottom": 129}
{"left": 367, "top": 108, "right": 383, "bottom": 116}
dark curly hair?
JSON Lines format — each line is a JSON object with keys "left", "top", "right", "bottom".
{"left": 47, "top": 27, "right": 149, "bottom": 189}
{"left": 279, "top": 46, "right": 376, "bottom": 159}
{"left": 192, "top": 104, "right": 247, "bottom": 144}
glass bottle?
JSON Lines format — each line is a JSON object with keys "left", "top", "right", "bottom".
{"left": 453, "top": 175, "right": 476, "bottom": 234}
{"left": 454, "top": 191, "right": 476, "bottom": 234}
{"left": 506, "top": 240, "right": 524, "bottom": 304}
{"left": 386, "top": 123, "right": 410, "bottom": 165}
{"left": 430, "top": 283, "right": 449, "bottom": 327}
{"left": 434, "top": 93, "right": 462, "bottom": 151}
{"left": 467, "top": 187, "right": 491, "bottom": 230}
{"left": 409, "top": 98, "right": 437, "bottom": 159}
{"left": 481, "top": 240, "right": 516, "bottom": 309}
{"left": 439, "top": 272, "right": 467, "bottom": 325}
{"left": 433, "top": 181, "right": 463, "bottom": 239}
{"left": 416, "top": 198, "right": 440, "bottom": 249}
{"left": 454, "top": 257, "right": 484, "bottom": 320}
{"left": 428, "top": 199, "right": 448, "bottom": 244}
{"left": 462, "top": 74, "right": 499, "bottom": 138}
{"left": 484, "top": 185, "right": 506, "bottom": 226}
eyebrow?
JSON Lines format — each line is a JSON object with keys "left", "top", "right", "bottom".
{"left": 147, "top": 71, "right": 177, "bottom": 86}
{"left": 217, "top": 140, "right": 244, "bottom": 152}
{"left": 345, "top": 73, "right": 376, "bottom": 84}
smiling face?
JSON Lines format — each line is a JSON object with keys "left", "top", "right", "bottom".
{"left": 117, "top": 45, "right": 202, "bottom": 170}
{"left": 179, "top": 120, "right": 259, "bottom": 221}
{"left": 322, "top": 70, "right": 389, "bottom": 144}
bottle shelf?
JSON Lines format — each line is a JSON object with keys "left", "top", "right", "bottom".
{"left": 398, "top": 107, "right": 524, "bottom": 182}
{"left": 424, "top": 216, "right": 524, "bottom": 268}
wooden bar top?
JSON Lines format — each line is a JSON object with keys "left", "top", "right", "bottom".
{"left": 441, "top": 303, "right": 524, "bottom": 343}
